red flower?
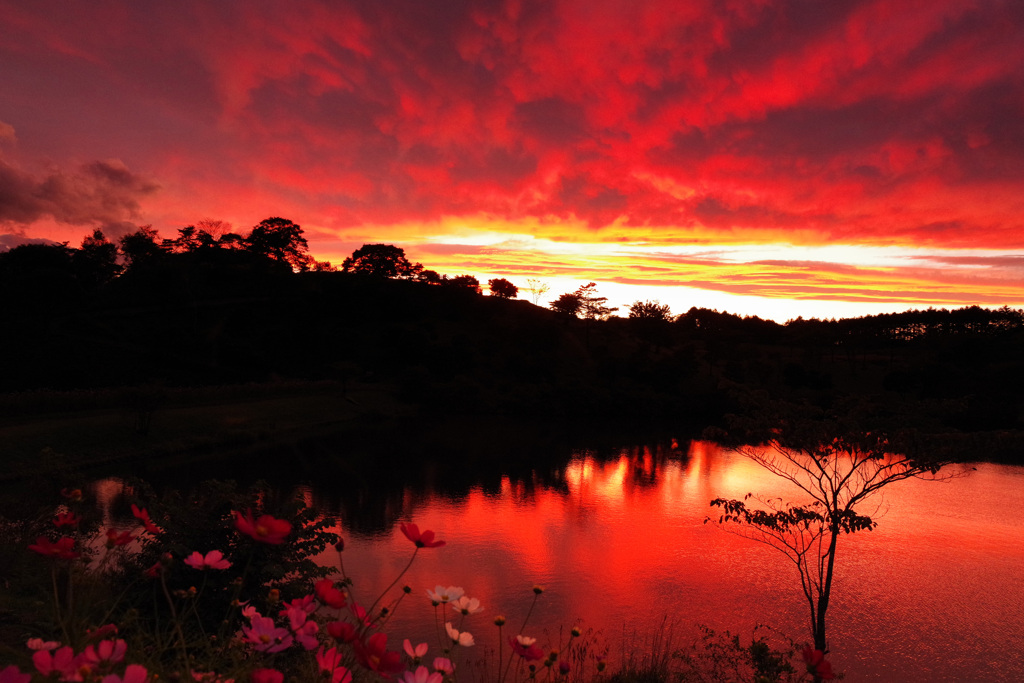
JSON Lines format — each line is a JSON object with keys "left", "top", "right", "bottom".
{"left": 131, "top": 504, "right": 162, "bottom": 534}
{"left": 327, "top": 621, "right": 357, "bottom": 643}
{"left": 234, "top": 510, "right": 292, "bottom": 544}
{"left": 801, "top": 646, "right": 835, "bottom": 681}
{"left": 510, "top": 636, "right": 544, "bottom": 662}
{"left": 28, "top": 536, "right": 80, "bottom": 560}
{"left": 86, "top": 624, "right": 119, "bottom": 641}
{"left": 0, "top": 665, "right": 30, "bottom": 683}
{"left": 53, "top": 512, "right": 81, "bottom": 529}
{"left": 251, "top": 669, "right": 283, "bottom": 683}
{"left": 353, "top": 633, "right": 404, "bottom": 676}
{"left": 399, "top": 522, "right": 445, "bottom": 548}
{"left": 315, "top": 578, "right": 347, "bottom": 609}
{"left": 105, "top": 528, "right": 135, "bottom": 548}
{"left": 32, "top": 647, "right": 79, "bottom": 679}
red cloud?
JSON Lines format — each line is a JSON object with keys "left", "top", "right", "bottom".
{"left": 1, "top": 0, "right": 1022, "bottom": 255}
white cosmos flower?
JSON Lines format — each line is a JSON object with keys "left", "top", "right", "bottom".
{"left": 516, "top": 635, "right": 537, "bottom": 646}
{"left": 426, "top": 585, "right": 465, "bottom": 603}
{"left": 445, "top": 622, "right": 475, "bottom": 647}
{"left": 450, "top": 595, "right": 483, "bottom": 615}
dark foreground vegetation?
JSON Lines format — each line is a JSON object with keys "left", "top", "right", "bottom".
{"left": 3, "top": 218, "right": 1024, "bottom": 467}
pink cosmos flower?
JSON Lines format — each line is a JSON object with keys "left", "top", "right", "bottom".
{"left": 250, "top": 670, "right": 284, "bottom": 683}
{"left": 316, "top": 647, "right": 352, "bottom": 683}
{"left": 28, "top": 536, "right": 80, "bottom": 560}
{"left": 315, "top": 578, "right": 347, "bottom": 608}
{"left": 433, "top": 658, "right": 454, "bottom": 675}
{"left": 53, "top": 511, "right": 81, "bottom": 529}
{"left": 234, "top": 510, "right": 291, "bottom": 544}
{"left": 86, "top": 624, "right": 119, "bottom": 641}
{"left": 281, "top": 593, "right": 317, "bottom": 614}
{"left": 83, "top": 639, "right": 127, "bottom": 665}
{"left": 131, "top": 505, "right": 161, "bottom": 535}
{"left": 801, "top": 646, "right": 835, "bottom": 681}
{"left": 510, "top": 635, "right": 544, "bottom": 661}
{"left": 26, "top": 638, "right": 60, "bottom": 651}
{"left": 286, "top": 607, "right": 320, "bottom": 650}
{"left": 426, "top": 585, "right": 464, "bottom": 603}
{"left": 399, "top": 522, "right": 445, "bottom": 548}
{"left": 404, "top": 639, "right": 428, "bottom": 660}
{"left": 401, "top": 666, "right": 443, "bottom": 683}
{"left": 450, "top": 595, "right": 482, "bottom": 615}
{"left": 353, "top": 633, "right": 404, "bottom": 676}
{"left": 183, "top": 550, "right": 232, "bottom": 570}
{"left": 349, "top": 601, "right": 374, "bottom": 627}
{"left": 445, "top": 623, "right": 474, "bottom": 647}
{"left": 0, "top": 666, "right": 30, "bottom": 683}
{"left": 241, "top": 615, "right": 293, "bottom": 653}
{"left": 32, "top": 646, "right": 81, "bottom": 679}
{"left": 100, "top": 664, "right": 149, "bottom": 683}
{"left": 327, "top": 620, "right": 358, "bottom": 643}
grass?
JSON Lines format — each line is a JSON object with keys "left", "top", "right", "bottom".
{"left": 0, "top": 380, "right": 412, "bottom": 480}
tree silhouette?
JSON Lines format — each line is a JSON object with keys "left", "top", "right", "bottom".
{"left": 629, "top": 300, "right": 672, "bottom": 321}
{"left": 488, "top": 278, "right": 518, "bottom": 299}
{"left": 119, "top": 225, "right": 164, "bottom": 271}
{"left": 416, "top": 269, "right": 443, "bottom": 285}
{"left": 244, "top": 217, "right": 312, "bottom": 271}
{"left": 444, "top": 274, "right": 480, "bottom": 292}
{"left": 576, "top": 282, "right": 617, "bottom": 319}
{"left": 708, "top": 419, "right": 960, "bottom": 654}
{"left": 549, "top": 292, "right": 583, "bottom": 317}
{"left": 342, "top": 244, "right": 421, "bottom": 279}
{"left": 74, "top": 229, "right": 121, "bottom": 288}
{"left": 163, "top": 225, "right": 203, "bottom": 253}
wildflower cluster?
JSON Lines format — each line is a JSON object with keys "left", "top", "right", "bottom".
{"left": 7, "top": 484, "right": 835, "bottom": 683}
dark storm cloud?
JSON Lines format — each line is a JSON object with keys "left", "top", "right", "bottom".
{"left": 0, "top": 154, "right": 159, "bottom": 236}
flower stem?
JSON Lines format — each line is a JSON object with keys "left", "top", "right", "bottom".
{"left": 363, "top": 547, "right": 418, "bottom": 631}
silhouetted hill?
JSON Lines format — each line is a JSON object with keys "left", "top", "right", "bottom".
{"left": 3, "top": 256, "right": 1024, "bottom": 457}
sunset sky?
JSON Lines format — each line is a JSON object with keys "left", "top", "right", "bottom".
{"left": 1, "top": 0, "right": 1022, "bottom": 320}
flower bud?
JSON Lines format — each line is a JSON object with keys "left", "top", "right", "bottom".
{"left": 494, "top": 616, "right": 506, "bottom": 626}
{"left": 160, "top": 552, "right": 174, "bottom": 567}
{"left": 403, "top": 585, "right": 412, "bottom": 594}
{"left": 335, "top": 538, "right": 345, "bottom": 552}
{"left": 268, "top": 589, "right": 280, "bottom": 604}
{"left": 532, "top": 585, "right": 544, "bottom": 595}
{"left": 571, "top": 627, "right": 581, "bottom": 638}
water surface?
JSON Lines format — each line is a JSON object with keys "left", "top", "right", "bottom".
{"left": 317, "top": 442, "right": 1024, "bottom": 682}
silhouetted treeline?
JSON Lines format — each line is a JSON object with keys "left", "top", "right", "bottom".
{"left": 3, "top": 224, "right": 1024, "bottom": 450}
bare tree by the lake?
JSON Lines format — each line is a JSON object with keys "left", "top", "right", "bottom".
{"left": 707, "top": 421, "right": 965, "bottom": 657}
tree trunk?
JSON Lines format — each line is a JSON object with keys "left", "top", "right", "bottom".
{"left": 814, "top": 527, "right": 841, "bottom": 652}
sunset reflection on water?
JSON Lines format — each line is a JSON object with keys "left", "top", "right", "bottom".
{"left": 325, "top": 441, "right": 1024, "bottom": 683}
{"left": 84, "top": 440, "right": 1024, "bottom": 681}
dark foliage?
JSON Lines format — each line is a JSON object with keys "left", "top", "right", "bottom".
{"left": 3, "top": 227, "right": 1024, "bottom": 454}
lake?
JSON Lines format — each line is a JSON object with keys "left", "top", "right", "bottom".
{"left": 89, "top": 437, "right": 1024, "bottom": 681}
